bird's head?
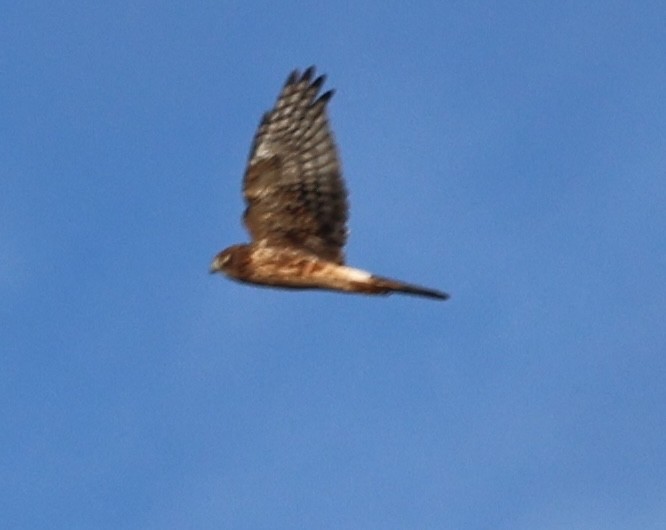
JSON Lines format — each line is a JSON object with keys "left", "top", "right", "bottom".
{"left": 209, "top": 248, "right": 233, "bottom": 275}
{"left": 209, "top": 245, "right": 247, "bottom": 276}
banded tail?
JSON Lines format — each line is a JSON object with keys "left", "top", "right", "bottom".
{"left": 366, "top": 275, "right": 449, "bottom": 300}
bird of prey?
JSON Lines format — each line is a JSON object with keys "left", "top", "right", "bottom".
{"left": 210, "top": 67, "right": 449, "bottom": 300}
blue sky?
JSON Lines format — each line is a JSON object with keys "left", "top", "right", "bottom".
{"left": 2, "top": 2, "right": 665, "bottom": 528}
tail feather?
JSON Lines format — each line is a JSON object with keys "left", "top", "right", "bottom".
{"left": 370, "top": 275, "right": 449, "bottom": 301}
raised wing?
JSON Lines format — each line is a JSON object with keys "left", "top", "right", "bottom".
{"left": 242, "top": 67, "right": 348, "bottom": 264}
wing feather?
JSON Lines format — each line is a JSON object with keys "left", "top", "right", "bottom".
{"left": 242, "top": 67, "right": 348, "bottom": 263}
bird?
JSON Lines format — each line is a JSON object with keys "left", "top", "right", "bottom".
{"left": 210, "top": 67, "right": 449, "bottom": 301}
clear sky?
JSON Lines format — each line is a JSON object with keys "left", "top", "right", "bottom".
{"left": 2, "top": 2, "right": 665, "bottom": 529}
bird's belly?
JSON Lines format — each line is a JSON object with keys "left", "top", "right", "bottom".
{"left": 244, "top": 248, "right": 370, "bottom": 292}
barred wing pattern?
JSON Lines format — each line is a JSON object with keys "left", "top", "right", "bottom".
{"left": 242, "top": 67, "right": 348, "bottom": 264}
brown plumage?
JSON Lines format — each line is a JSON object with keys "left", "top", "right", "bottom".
{"left": 210, "top": 67, "right": 449, "bottom": 301}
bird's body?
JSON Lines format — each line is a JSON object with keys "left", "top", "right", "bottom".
{"left": 213, "top": 243, "right": 447, "bottom": 299}
{"left": 210, "top": 67, "right": 449, "bottom": 301}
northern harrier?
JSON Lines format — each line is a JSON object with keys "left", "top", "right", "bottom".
{"left": 210, "top": 67, "right": 449, "bottom": 300}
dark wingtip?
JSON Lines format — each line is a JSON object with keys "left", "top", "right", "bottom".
{"left": 285, "top": 69, "right": 299, "bottom": 85}
{"left": 302, "top": 65, "right": 316, "bottom": 82}
{"left": 316, "top": 89, "right": 335, "bottom": 105}
{"left": 311, "top": 74, "right": 326, "bottom": 91}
